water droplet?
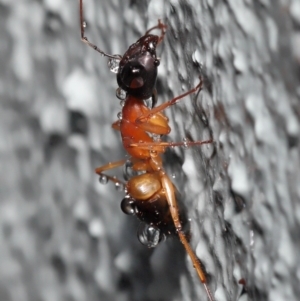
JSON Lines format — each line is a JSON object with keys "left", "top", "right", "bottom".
{"left": 120, "top": 196, "right": 136, "bottom": 215}
{"left": 137, "top": 224, "right": 161, "bottom": 248}
{"left": 115, "top": 182, "right": 124, "bottom": 191}
{"left": 82, "top": 21, "right": 87, "bottom": 28}
{"left": 108, "top": 58, "right": 119, "bottom": 73}
{"left": 143, "top": 97, "right": 152, "bottom": 108}
{"left": 99, "top": 175, "right": 108, "bottom": 184}
{"left": 201, "top": 112, "right": 208, "bottom": 125}
{"left": 119, "top": 99, "right": 125, "bottom": 107}
{"left": 123, "top": 160, "right": 138, "bottom": 181}
{"left": 116, "top": 87, "right": 126, "bottom": 100}
{"left": 156, "top": 134, "right": 162, "bottom": 141}
{"left": 171, "top": 173, "right": 176, "bottom": 179}
{"left": 117, "top": 112, "right": 122, "bottom": 120}
{"left": 183, "top": 137, "right": 189, "bottom": 149}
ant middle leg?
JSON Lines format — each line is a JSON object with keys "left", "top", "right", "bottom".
{"left": 129, "top": 139, "right": 213, "bottom": 149}
{"left": 79, "top": 0, "right": 122, "bottom": 60}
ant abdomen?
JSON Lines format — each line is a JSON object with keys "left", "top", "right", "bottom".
{"left": 126, "top": 172, "right": 162, "bottom": 200}
{"left": 117, "top": 35, "right": 160, "bottom": 99}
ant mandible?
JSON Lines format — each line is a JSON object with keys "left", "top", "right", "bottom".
{"left": 80, "top": 1, "right": 214, "bottom": 300}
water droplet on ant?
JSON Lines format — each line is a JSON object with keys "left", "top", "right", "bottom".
{"left": 144, "top": 97, "right": 152, "bottom": 108}
{"left": 137, "top": 223, "right": 162, "bottom": 248}
{"left": 82, "top": 21, "right": 87, "bottom": 28}
{"left": 115, "top": 182, "right": 124, "bottom": 191}
{"left": 119, "top": 100, "right": 125, "bottom": 107}
{"left": 117, "top": 112, "right": 122, "bottom": 120}
{"left": 123, "top": 160, "right": 138, "bottom": 181}
{"left": 99, "top": 175, "right": 108, "bottom": 184}
{"left": 183, "top": 138, "right": 189, "bottom": 149}
{"left": 152, "top": 134, "right": 160, "bottom": 142}
{"left": 116, "top": 87, "right": 126, "bottom": 100}
{"left": 108, "top": 58, "right": 120, "bottom": 73}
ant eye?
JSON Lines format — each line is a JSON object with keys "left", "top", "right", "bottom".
{"left": 137, "top": 223, "right": 164, "bottom": 248}
{"left": 121, "top": 197, "right": 136, "bottom": 215}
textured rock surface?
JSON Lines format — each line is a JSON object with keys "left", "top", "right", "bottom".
{"left": 0, "top": 0, "right": 299, "bottom": 301}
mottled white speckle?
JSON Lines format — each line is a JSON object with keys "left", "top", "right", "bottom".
{"left": 233, "top": 48, "right": 249, "bottom": 73}
{"left": 265, "top": 16, "right": 278, "bottom": 52}
{"left": 245, "top": 94, "right": 276, "bottom": 144}
{"left": 290, "top": 0, "right": 300, "bottom": 25}
{"left": 228, "top": 158, "right": 249, "bottom": 198}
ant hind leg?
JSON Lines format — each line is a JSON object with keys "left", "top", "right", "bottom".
{"left": 160, "top": 172, "right": 215, "bottom": 301}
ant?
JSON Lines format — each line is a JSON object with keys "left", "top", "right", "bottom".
{"left": 80, "top": 1, "right": 214, "bottom": 300}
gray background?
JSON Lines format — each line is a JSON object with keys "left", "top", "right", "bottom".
{"left": 0, "top": 0, "right": 299, "bottom": 301}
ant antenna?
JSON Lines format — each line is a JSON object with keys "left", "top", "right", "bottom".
{"left": 79, "top": 0, "right": 122, "bottom": 61}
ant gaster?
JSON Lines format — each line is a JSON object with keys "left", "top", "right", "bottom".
{"left": 80, "top": 1, "right": 214, "bottom": 300}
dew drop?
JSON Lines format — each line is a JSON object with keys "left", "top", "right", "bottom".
{"left": 171, "top": 173, "right": 176, "bottom": 179}
{"left": 137, "top": 224, "right": 161, "bottom": 248}
{"left": 119, "top": 99, "right": 125, "bottom": 107}
{"left": 143, "top": 97, "right": 152, "bottom": 108}
{"left": 120, "top": 196, "right": 136, "bottom": 215}
{"left": 183, "top": 137, "right": 190, "bottom": 149}
{"left": 116, "top": 87, "right": 126, "bottom": 100}
{"left": 99, "top": 175, "right": 108, "bottom": 185}
{"left": 82, "top": 21, "right": 87, "bottom": 28}
{"left": 108, "top": 58, "right": 120, "bottom": 73}
{"left": 115, "top": 182, "right": 124, "bottom": 191}
{"left": 117, "top": 112, "right": 122, "bottom": 120}
{"left": 123, "top": 160, "right": 138, "bottom": 181}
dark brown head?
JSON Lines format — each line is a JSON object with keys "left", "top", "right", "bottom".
{"left": 117, "top": 34, "right": 160, "bottom": 99}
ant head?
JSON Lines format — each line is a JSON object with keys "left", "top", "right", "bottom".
{"left": 117, "top": 34, "right": 160, "bottom": 99}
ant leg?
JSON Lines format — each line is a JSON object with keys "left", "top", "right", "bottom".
{"left": 79, "top": 0, "right": 121, "bottom": 60}
{"left": 160, "top": 172, "right": 215, "bottom": 301}
{"left": 112, "top": 120, "right": 121, "bottom": 131}
{"left": 136, "top": 78, "right": 203, "bottom": 124}
{"left": 145, "top": 19, "right": 167, "bottom": 44}
{"left": 129, "top": 139, "right": 213, "bottom": 149}
{"left": 95, "top": 159, "right": 127, "bottom": 186}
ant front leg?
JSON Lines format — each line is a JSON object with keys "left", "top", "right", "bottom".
{"left": 145, "top": 19, "right": 167, "bottom": 44}
{"left": 95, "top": 159, "right": 127, "bottom": 186}
{"left": 79, "top": 0, "right": 121, "bottom": 60}
{"left": 160, "top": 172, "right": 215, "bottom": 301}
{"left": 136, "top": 78, "right": 203, "bottom": 124}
